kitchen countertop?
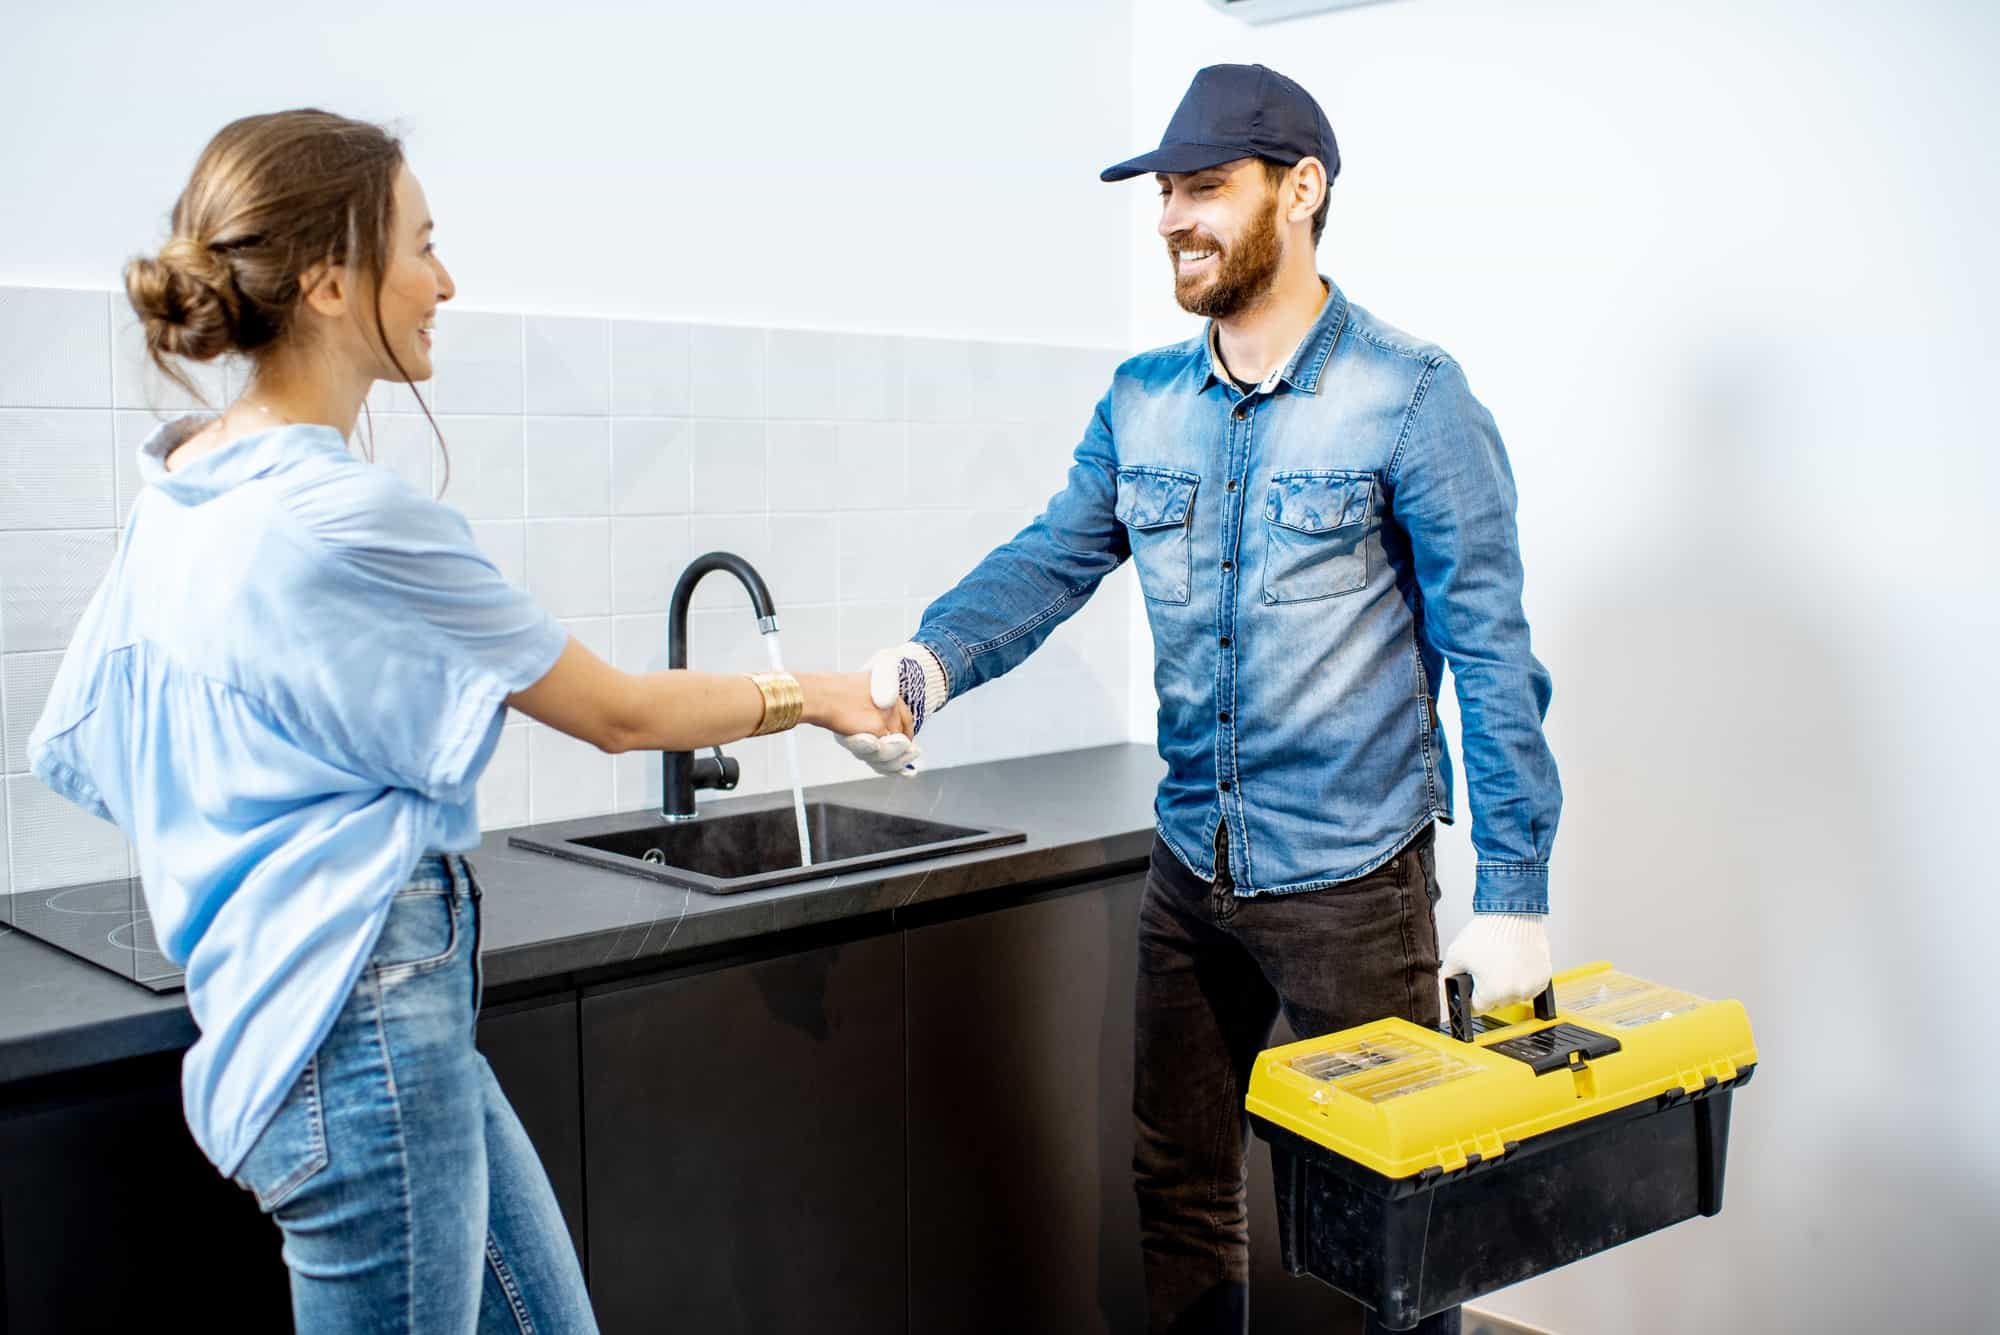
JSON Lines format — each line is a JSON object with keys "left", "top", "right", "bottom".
{"left": 0, "top": 744, "right": 1165, "bottom": 1091}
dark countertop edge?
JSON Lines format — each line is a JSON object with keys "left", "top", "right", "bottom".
{"left": 479, "top": 829, "right": 1158, "bottom": 1000}
{"left": 0, "top": 744, "right": 1166, "bottom": 1092}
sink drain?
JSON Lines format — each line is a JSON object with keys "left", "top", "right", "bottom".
{"left": 641, "top": 848, "right": 666, "bottom": 865}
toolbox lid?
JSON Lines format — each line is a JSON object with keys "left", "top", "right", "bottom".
{"left": 1245, "top": 963, "right": 1758, "bottom": 1180}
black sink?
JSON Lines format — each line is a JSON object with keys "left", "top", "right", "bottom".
{"left": 506, "top": 801, "right": 1025, "bottom": 895}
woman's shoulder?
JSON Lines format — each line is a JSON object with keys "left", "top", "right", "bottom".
{"left": 275, "top": 441, "right": 473, "bottom": 558}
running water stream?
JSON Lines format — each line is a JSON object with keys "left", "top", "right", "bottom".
{"left": 761, "top": 631, "right": 813, "bottom": 869}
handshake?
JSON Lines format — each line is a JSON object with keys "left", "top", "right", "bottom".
{"left": 833, "top": 642, "right": 951, "bottom": 779}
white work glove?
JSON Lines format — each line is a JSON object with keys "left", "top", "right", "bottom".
{"left": 837, "top": 642, "right": 950, "bottom": 778}
{"left": 1441, "top": 913, "right": 1552, "bottom": 1013}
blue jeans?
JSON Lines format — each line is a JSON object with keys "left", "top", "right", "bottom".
{"left": 230, "top": 855, "right": 598, "bottom": 1334}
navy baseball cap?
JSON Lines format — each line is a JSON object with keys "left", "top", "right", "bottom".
{"left": 1101, "top": 63, "right": 1339, "bottom": 184}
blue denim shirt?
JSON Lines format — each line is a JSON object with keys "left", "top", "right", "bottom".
{"left": 915, "top": 282, "right": 1561, "bottom": 911}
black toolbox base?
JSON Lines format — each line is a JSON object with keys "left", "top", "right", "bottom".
{"left": 1256, "top": 1072, "right": 1749, "bottom": 1331}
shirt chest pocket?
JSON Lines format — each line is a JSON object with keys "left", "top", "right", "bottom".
{"left": 1262, "top": 470, "right": 1376, "bottom": 604}
{"left": 1115, "top": 467, "right": 1199, "bottom": 606}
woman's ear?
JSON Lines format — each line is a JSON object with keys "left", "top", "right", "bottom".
{"left": 299, "top": 260, "right": 349, "bottom": 319}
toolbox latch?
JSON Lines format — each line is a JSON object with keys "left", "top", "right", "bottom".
{"left": 1488, "top": 1023, "right": 1623, "bottom": 1075}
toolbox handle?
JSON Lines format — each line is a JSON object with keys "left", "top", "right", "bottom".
{"left": 1445, "top": 974, "right": 1559, "bottom": 1043}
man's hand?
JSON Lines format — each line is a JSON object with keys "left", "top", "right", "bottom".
{"left": 1440, "top": 912, "right": 1551, "bottom": 1013}
{"left": 838, "top": 643, "right": 949, "bottom": 778}
{"left": 797, "top": 671, "right": 913, "bottom": 741}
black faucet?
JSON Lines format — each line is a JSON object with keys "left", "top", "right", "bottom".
{"left": 661, "top": 551, "right": 781, "bottom": 820}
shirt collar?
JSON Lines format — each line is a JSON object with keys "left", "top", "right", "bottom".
{"left": 137, "top": 415, "right": 350, "bottom": 504}
{"left": 1199, "top": 277, "right": 1350, "bottom": 397}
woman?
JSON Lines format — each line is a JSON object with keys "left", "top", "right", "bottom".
{"left": 27, "top": 108, "right": 908, "bottom": 1334}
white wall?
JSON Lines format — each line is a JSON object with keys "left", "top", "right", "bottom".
{"left": 1128, "top": 1, "right": 1999, "bottom": 1330}
{"left": 0, "top": 0, "right": 1133, "bottom": 346}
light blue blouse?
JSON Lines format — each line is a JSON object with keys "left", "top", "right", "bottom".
{"left": 29, "top": 417, "right": 566, "bottom": 1174}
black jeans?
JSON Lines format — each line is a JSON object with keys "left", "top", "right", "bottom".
{"left": 1133, "top": 823, "right": 1460, "bottom": 1335}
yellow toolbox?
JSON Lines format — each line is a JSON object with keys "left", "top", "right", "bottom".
{"left": 1245, "top": 962, "right": 1758, "bottom": 1330}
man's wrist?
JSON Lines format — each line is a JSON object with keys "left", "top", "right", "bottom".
{"left": 906, "top": 643, "right": 950, "bottom": 716}
{"left": 1472, "top": 861, "right": 1549, "bottom": 915}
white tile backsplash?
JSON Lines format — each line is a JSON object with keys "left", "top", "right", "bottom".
{"left": 366, "top": 372, "right": 431, "bottom": 416}
{"left": 836, "top": 335, "right": 905, "bottom": 422}
{"left": 558, "top": 616, "right": 612, "bottom": 661}
{"left": 763, "top": 512, "right": 839, "bottom": 609}
{"left": 525, "top": 317, "right": 610, "bottom": 416}
{"left": 610, "top": 419, "right": 690, "bottom": 516}
{"left": 0, "top": 288, "right": 109, "bottom": 410}
{"left": 0, "top": 409, "right": 115, "bottom": 530}
{"left": 611, "top": 514, "right": 691, "bottom": 615}
{"left": 3, "top": 650, "right": 63, "bottom": 773}
{"left": 469, "top": 519, "right": 527, "bottom": 588}
{"left": 837, "top": 513, "right": 910, "bottom": 603}
{"left": 763, "top": 329, "right": 840, "bottom": 420}
{"left": 902, "top": 337, "right": 975, "bottom": 422}
{"left": 111, "top": 312, "right": 228, "bottom": 413}
{"left": 477, "top": 725, "right": 529, "bottom": 830}
{"left": 689, "top": 420, "right": 766, "bottom": 514}
{"left": 835, "top": 422, "right": 906, "bottom": 511}
{"left": 837, "top": 600, "right": 913, "bottom": 672}
{"left": 764, "top": 422, "right": 840, "bottom": 512}
{"left": 437, "top": 415, "right": 525, "bottom": 520}
{"left": 526, "top": 725, "right": 614, "bottom": 821}
{"left": 610, "top": 613, "right": 669, "bottom": 674}
{"left": 905, "top": 423, "right": 975, "bottom": 502}
{"left": 7, "top": 773, "right": 130, "bottom": 892}
{"left": 688, "top": 325, "right": 765, "bottom": 419}
{"left": 0, "top": 529, "right": 115, "bottom": 652}
{"left": 112, "top": 411, "right": 159, "bottom": 521}
{"left": 525, "top": 518, "right": 611, "bottom": 617}
{"left": 524, "top": 417, "right": 611, "bottom": 518}
{"left": 432, "top": 310, "right": 523, "bottom": 415}
{"left": 0, "top": 283, "right": 1133, "bottom": 886}
{"left": 611, "top": 320, "right": 691, "bottom": 417}
{"left": 368, "top": 415, "right": 436, "bottom": 498}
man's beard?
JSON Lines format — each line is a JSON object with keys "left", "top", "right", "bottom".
{"left": 1168, "top": 193, "right": 1282, "bottom": 320}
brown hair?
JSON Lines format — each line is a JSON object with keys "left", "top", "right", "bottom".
{"left": 124, "top": 109, "right": 446, "bottom": 484}
{"left": 1264, "top": 159, "right": 1331, "bottom": 247}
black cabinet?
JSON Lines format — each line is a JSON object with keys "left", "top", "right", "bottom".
{"left": 906, "top": 877, "right": 1365, "bottom": 1335}
{"left": 1, "top": 868, "right": 1373, "bottom": 1334}
{"left": 905, "top": 876, "right": 1148, "bottom": 1335}
{"left": 0, "top": 1066, "right": 289, "bottom": 1334}
{"left": 478, "top": 994, "right": 586, "bottom": 1269}
{"left": 579, "top": 933, "right": 907, "bottom": 1335}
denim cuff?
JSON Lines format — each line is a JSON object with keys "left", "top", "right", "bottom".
{"left": 1472, "top": 862, "right": 1549, "bottom": 915}
{"left": 911, "top": 631, "right": 966, "bottom": 708}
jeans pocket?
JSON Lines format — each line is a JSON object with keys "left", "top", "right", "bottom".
{"left": 371, "top": 886, "right": 458, "bottom": 981}
{"left": 1261, "top": 470, "right": 1374, "bottom": 604}
{"left": 233, "top": 1054, "right": 330, "bottom": 1212}
{"left": 1115, "top": 466, "right": 1198, "bottom": 605}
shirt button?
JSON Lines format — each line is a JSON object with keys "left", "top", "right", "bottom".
{"left": 1219, "top": 780, "right": 1233, "bottom": 793}
{"left": 1218, "top": 710, "right": 1231, "bottom": 723}
{"left": 1225, "top": 479, "right": 1238, "bottom": 492}
{"left": 1221, "top": 561, "right": 1234, "bottom": 572}
{"left": 1219, "top": 635, "right": 1231, "bottom": 648}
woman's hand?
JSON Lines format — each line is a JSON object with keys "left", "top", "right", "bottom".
{"left": 796, "top": 671, "right": 913, "bottom": 741}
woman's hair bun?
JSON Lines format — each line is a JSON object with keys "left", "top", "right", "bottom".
{"left": 124, "top": 236, "right": 238, "bottom": 364}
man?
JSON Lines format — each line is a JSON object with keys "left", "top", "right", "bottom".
{"left": 843, "top": 64, "right": 1560, "bottom": 1335}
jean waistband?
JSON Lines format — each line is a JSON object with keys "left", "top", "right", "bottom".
{"left": 406, "top": 852, "right": 477, "bottom": 902}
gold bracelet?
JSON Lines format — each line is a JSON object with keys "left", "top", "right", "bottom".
{"left": 748, "top": 672, "right": 804, "bottom": 736}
